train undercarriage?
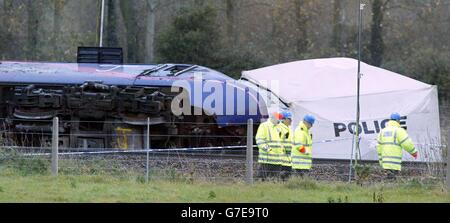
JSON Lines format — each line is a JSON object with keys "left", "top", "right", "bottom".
{"left": 0, "top": 82, "right": 247, "bottom": 150}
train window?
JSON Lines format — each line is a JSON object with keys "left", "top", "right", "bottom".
{"left": 140, "top": 65, "right": 200, "bottom": 77}
{"left": 165, "top": 65, "right": 191, "bottom": 73}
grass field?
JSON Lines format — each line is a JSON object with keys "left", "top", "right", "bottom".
{"left": 0, "top": 169, "right": 449, "bottom": 203}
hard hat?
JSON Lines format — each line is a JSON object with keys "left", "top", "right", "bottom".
{"left": 280, "top": 110, "right": 292, "bottom": 120}
{"left": 271, "top": 111, "right": 283, "bottom": 120}
{"left": 304, "top": 114, "right": 315, "bottom": 126}
{"left": 390, "top": 113, "right": 401, "bottom": 121}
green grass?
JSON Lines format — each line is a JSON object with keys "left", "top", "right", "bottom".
{"left": 0, "top": 169, "right": 449, "bottom": 203}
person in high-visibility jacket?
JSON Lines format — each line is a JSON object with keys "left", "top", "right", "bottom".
{"left": 377, "top": 113, "right": 418, "bottom": 180}
{"left": 292, "top": 114, "right": 315, "bottom": 177}
{"left": 278, "top": 110, "right": 294, "bottom": 181}
{"left": 255, "top": 111, "right": 283, "bottom": 180}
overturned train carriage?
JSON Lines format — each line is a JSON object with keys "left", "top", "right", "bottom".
{"left": 0, "top": 60, "right": 266, "bottom": 150}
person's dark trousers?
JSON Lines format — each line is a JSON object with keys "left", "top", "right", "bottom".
{"left": 292, "top": 169, "right": 310, "bottom": 178}
{"left": 384, "top": 169, "right": 400, "bottom": 181}
{"left": 257, "top": 164, "right": 282, "bottom": 181}
{"left": 257, "top": 163, "right": 278, "bottom": 181}
{"left": 256, "top": 163, "right": 268, "bottom": 181}
{"left": 280, "top": 166, "right": 292, "bottom": 181}
{"left": 266, "top": 164, "right": 282, "bottom": 180}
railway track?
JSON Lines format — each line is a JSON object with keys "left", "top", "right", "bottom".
{"left": 2, "top": 146, "right": 445, "bottom": 182}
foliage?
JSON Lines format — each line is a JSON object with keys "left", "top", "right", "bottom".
{"left": 327, "top": 195, "right": 349, "bottom": 203}
{"left": 208, "top": 190, "right": 216, "bottom": 199}
{"left": 355, "top": 164, "right": 373, "bottom": 185}
{"left": 156, "top": 3, "right": 220, "bottom": 66}
{"left": 155, "top": 3, "right": 263, "bottom": 79}
{"left": 369, "top": 0, "right": 386, "bottom": 67}
{"left": 384, "top": 47, "right": 450, "bottom": 102}
{"left": 284, "top": 177, "right": 319, "bottom": 190}
{"left": 0, "top": 149, "right": 50, "bottom": 176}
{"left": 372, "top": 188, "right": 385, "bottom": 203}
{"left": 213, "top": 48, "right": 264, "bottom": 79}
{"left": 57, "top": 157, "right": 130, "bottom": 176}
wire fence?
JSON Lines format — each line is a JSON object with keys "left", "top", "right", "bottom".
{"left": 0, "top": 117, "right": 449, "bottom": 185}
{"left": 1, "top": 147, "right": 446, "bottom": 184}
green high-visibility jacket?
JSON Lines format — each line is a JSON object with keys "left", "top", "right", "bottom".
{"left": 255, "top": 120, "right": 284, "bottom": 165}
{"left": 376, "top": 120, "right": 417, "bottom": 171}
{"left": 278, "top": 122, "right": 293, "bottom": 167}
{"left": 292, "top": 122, "right": 313, "bottom": 170}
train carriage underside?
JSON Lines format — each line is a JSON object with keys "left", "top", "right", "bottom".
{"left": 0, "top": 82, "right": 249, "bottom": 150}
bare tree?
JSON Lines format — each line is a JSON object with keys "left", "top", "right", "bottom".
{"left": 331, "top": 0, "right": 344, "bottom": 55}
{"left": 145, "top": 0, "right": 158, "bottom": 63}
{"left": 293, "top": 0, "right": 310, "bottom": 57}
{"left": 52, "top": 0, "right": 65, "bottom": 58}
{"left": 144, "top": 0, "right": 177, "bottom": 63}
{"left": 370, "top": 0, "right": 389, "bottom": 66}
{"left": 0, "top": 0, "right": 3, "bottom": 59}
{"left": 119, "top": 1, "right": 139, "bottom": 63}
{"left": 26, "top": 0, "right": 39, "bottom": 60}
{"left": 105, "top": 0, "right": 119, "bottom": 47}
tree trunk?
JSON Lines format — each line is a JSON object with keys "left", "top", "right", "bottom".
{"left": 331, "top": 0, "right": 344, "bottom": 55}
{"left": 2, "top": 0, "right": 14, "bottom": 59}
{"left": 294, "top": 0, "right": 309, "bottom": 57}
{"left": 120, "top": 1, "right": 138, "bottom": 63}
{"left": 106, "top": 0, "right": 119, "bottom": 47}
{"left": 52, "top": 0, "right": 65, "bottom": 59}
{"left": 145, "top": 0, "right": 157, "bottom": 63}
{"left": 0, "top": 0, "right": 4, "bottom": 58}
{"left": 370, "top": 0, "right": 385, "bottom": 66}
{"left": 27, "top": 0, "right": 38, "bottom": 60}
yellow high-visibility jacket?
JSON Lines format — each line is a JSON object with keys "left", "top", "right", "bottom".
{"left": 278, "top": 122, "right": 293, "bottom": 167}
{"left": 377, "top": 120, "right": 417, "bottom": 171}
{"left": 255, "top": 120, "right": 284, "bottom": 165}
{"left": 292, "top": 122, "right": 313, "bottom": 170}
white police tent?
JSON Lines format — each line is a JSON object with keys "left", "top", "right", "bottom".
{"left": 241, "top": 57, "right": 441, "bottom": 162}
